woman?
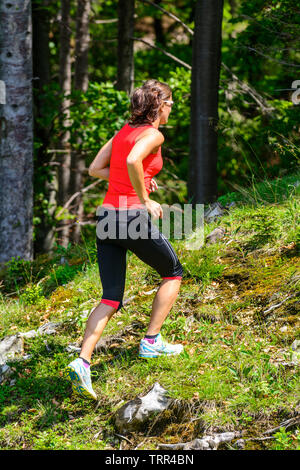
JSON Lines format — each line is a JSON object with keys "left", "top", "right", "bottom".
{"left": 66, "top": 79, "right": 184, "bottom": 400}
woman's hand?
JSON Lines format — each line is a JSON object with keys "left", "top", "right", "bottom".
{"left": 144, "top": 198, "right": 163, "bottom": 220}
{"left": 149, "top": 178, "right": 158, "bottom": 192}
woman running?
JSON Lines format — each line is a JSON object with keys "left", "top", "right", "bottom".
{"left": 66, "top": 79, "right": 184, "bottom": 400}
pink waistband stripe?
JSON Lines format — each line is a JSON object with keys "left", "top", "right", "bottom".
{"left": 162, "top": 276, "right": 182, "bottom": 280}
{"left": 100, "top": 298, "right": 120, "bottom": 308}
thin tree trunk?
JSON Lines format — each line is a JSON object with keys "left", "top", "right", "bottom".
{"left": 153, "top": 0, "right": 165, "bottom": 46}
{"left": 74, "top": 0, "right": 90, "bottom": 92}
{"left": 116, "top": 0, "right": 135, "bottom": 96}
{"left": 0, "top": 0, "right": 34, "bottom": 263}
{"left": 69, "top": 0, "right": 91, "bottom": 244}
{"left": 32, "top": 0, "right": 56, "bottom": 254}
{"left": 229, "top": 0, "right": 237, "bottom": 16}
{"left": 188, "top": 0, "right": 224, "bottom": 205}
{"left": 57, "top": 0, "right": 72, "bottom": 247}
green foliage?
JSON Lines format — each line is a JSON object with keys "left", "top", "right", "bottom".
{"left": 0, "top": 176, "right": 299, "bottom": 449}
{"left": 271, "top": 428, "right": 300, "bottom": 450}
{"left": 2, "top": 256, "right": 32, "bottom": 291}
{"left": 45, "top": 264, "right": 83, "bottom": 292}
{"left": 183, "top": 245, "right": 225, "bottom": 284}
{"left": 20, "top": 284, "right": 45, "bottom": 307}
{"left": 36, "top": 80, "right": 130, "bottom": 160}
{"left": 65, "top": 82, "right": 130, "bottom": 161}
{"left": 217, "top": 171, "right": 300, "bottom": 205}
{"left": 245, "top": 206, "right": 282, "bottom": 249}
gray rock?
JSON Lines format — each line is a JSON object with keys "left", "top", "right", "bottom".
{"left": 204, "top": 202, "right": 225, "bottom": 223}
{"left": 0, "top": 334, "right": 24, "bottom": 365}
{"left": 291, "top": 340, "right": 300, "bottom": 364}
{"left": 19, "top": 330, "right": 37, "bottom": 339}
{"left": 114, "top": 382, "right": 172, "bottom": 434}
{"left": 37, "top": 322, "right": 63, "bottom": 336}
{"left": 158, "top": 432, "right": 241, "bottom": 450}
{"left": 66, "top": 343, "right": 81, "bottom": 353}
{"left": 291, "top": 340, "right": 300, "bottom": 351}
{"left": 206, "top": 227, "right": 226, "bottom": 245}
{"left": 234, "top": 439, "right": 245, "bottom": 449}
{"left": 22, "top": 354, "right": 32, "bottom": 361}
{"left": 0, "top": 363, "right": 13, "bottom": 384}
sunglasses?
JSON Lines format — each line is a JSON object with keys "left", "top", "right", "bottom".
{"left": 163, "top": 100, "right": 174, "bottom": 107}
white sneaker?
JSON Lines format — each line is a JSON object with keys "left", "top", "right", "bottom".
{"left": 65, "top": 358, "right": 97, "bottom": 401}
{"left": 139, "top": 333, "right": 184, "bottom": 358}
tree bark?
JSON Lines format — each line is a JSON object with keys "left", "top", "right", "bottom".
{"left": 69, "top": 0, "right": 91, "bottom": 245}
{"left": 0, "top": 0, "right": 34, "bottom": 263}
{"left": 116, "top": 0, "right": 135, "bottom": 96}
{"left": 57, "top": 0, "right": 72, "bottom": 247}
{"left": 188, "top": 0, "right": 224, "bottom": 205}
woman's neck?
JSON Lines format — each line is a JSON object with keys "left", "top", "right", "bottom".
{"left": 127, "top": 119, "right": 160, "bottom": 129}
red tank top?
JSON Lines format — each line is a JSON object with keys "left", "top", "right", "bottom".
{"left": 102, "top": 123, "right": 163, "bottom": 209}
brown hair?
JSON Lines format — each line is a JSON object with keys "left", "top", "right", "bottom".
{"left": 128, "top": 79, "right": 172, "bottom": 126}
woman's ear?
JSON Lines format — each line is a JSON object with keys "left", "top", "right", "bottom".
{"left": 159, "top": 101, "right": 165, "bottom": 113}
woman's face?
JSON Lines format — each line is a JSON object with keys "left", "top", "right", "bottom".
{"left": 159, "top": 94, "right": 173, "bottom": 125}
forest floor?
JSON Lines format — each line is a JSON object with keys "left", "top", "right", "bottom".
{"left": 0, "top": 172, "right": 299, "bottom": 450}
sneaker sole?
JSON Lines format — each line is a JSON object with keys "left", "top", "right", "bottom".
{"left": 139, "top": 350, "right": 183, "bottom": 358}
{"left": 64, "top": 366, "right": 97, "bottom": 401}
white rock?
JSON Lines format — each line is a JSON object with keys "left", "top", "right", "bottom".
{"left": 19, "top": 330, "right": 37, "bottom": 339}
{"left": 115, "top": 382, "right": 171, "bottom": 433}
{"left": 37, "top": 322, "right": 62, "bottom": 335}
{"left": 0, "top": 335, "right": 24, "bottom": 365}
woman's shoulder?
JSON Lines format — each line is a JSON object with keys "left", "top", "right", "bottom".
{"left": 134, "top": 126, "right": 164, "bottom": 145}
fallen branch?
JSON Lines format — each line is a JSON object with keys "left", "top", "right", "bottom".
{"left": 263, "top": 293, "right": 297, "bottom": 317}
{"left": 114, "top": 433, "right": 134, "bottom": 446}
{"left": 55, "top": 179, "right": 103, "bottom": 219}
{"left": 94, "top": 18, "right": 118, "bottom": 24}
{"left": 55, "top": 220, "right": 96, "bottom": 232}
{"left": 158, "top": 432, "right": 243, "bottom": 450}
{"left": 263, "top": 416, "right": 300, "bottom": 435}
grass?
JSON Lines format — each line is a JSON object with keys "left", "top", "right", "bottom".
{"left": 0, "top": 171, "right": 299, "bottom": 450}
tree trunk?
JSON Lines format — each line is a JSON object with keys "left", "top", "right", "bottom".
{"left": 187, "top": 0, "right": 224, "bottom": 205}
{"left": 69, "top": 0, "right": 91, "bottom": 245}
{"left": 153, "top": 0, "right": 165, "bottom": 46}
{"left": 74, "top": 0, "right": 90, "bottom": 92}
{"left": 229, "top": 0, "right": 237, "bottom": 16}
{"left": 116, "top": 0, "right": 135, "bottom": 96}
{"left": 57, "top": 0, "right": 72, "bottom": 248}
{"left": 0, "top": 0, "right": 34, "bottom": 263}
{"left": 32, "top": 0, "right": 56, "bottom": 254}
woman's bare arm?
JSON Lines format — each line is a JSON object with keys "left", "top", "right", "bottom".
{"left": 126, "top": 129, "right": 164, "bottom": 204}
{"left": 88, "top": 135, "right": 114, "bottom": 180}
{"left": 126, "top": 129, "right": 164, "bottom": 219}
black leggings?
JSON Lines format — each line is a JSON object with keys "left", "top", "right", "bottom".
{"left": 96, "top": 207, "right": 183, "bottom": 311}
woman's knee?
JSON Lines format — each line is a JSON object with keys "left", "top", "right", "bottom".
{"left": 100, "top": 297, "right": 123, "bottom": 312}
